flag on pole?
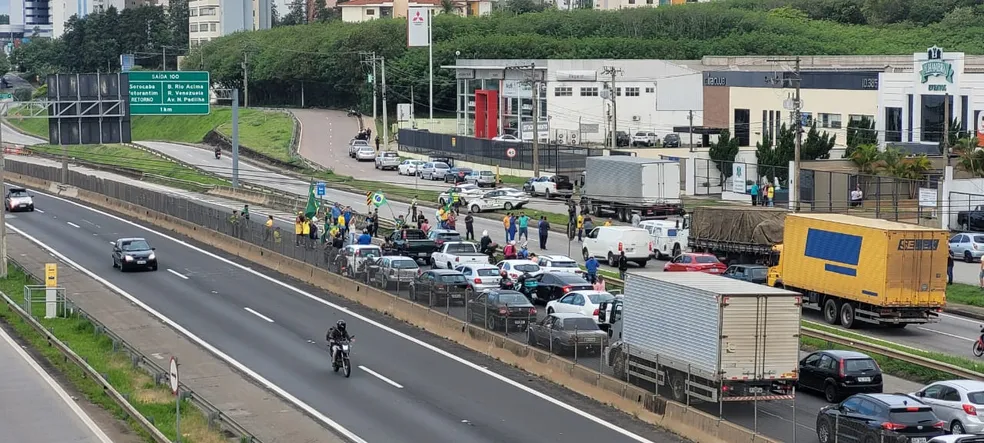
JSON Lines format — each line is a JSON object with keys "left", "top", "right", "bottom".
{"left": 366, "top": 191, "right": 387, "bottom": 208}
{"left": 304, "top": 183, "right": 320, "bottom": 219}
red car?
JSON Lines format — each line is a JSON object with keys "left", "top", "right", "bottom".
{"left": 663, "top": 253, "right": 727, "bottom": 274}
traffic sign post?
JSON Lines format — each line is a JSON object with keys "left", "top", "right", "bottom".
{"left": 169, "top": 357, "right": 181, "bottom": 443}
{"left": 44, "top": 263, "right": 57, "bottom": 319}
{"left": 128, "top": 71, "right": 211, "bottom": 116}
{"left": 506, "top": 147, "right": 517, "bottom": 159}
{"left": 316, "top": 182, "right": 326, "bottom": 196}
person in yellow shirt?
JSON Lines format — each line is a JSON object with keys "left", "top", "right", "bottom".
{"left": 294, "top": 213, "right": 304, "bottom": 246}
{"left": 502, "top": 214, "right": 511, "bottom": 243}
{"left": 264, "top": 215, "right": 274, "bottom": 241}
{"left": 604, "top": 219, "right": 613, "bottom": 227}
{"left": 576, "top": 214, "right": 584, "bottom": 242}
{"left": 767, "top": 184, "right": 775, "bottom": 207}
{"left": 302, "top": 218, "right": 312, "bottom": 248}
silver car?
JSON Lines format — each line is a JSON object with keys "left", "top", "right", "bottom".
{"left": 418, "top": 162, "right": 450, "bottom": 180}
{"left": 465, "top": 170, "right": 497, "bottom": 187}
{"left": 355, "top": 146, "right": 376, "bottom": 161}
{"left": 455, "top": 264, "right": 501, "bottom": 295}
{"left": 375, "top": 151, "right": 400, "bottom": 170}
{"left": 913, "top": 380, "right": 984, "bottom": 434}
{"left": 372, "top": 256, "right": 420, "bottom": 289}
{"left": 950, "top": 233, "right": 984, "bottom": 262}
{"left": 349, "top": 139, "right": 370, "bottom": 157}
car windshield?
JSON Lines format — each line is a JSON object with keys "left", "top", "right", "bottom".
{"left": 844, "top": 359, "right": 877, "bottom": 372}
{"left": 8, "top": 190, "right": 27, "bottom": 197}
{"left": 550, "top": 260, "right": 578, "bottom": 268}
{"left": 435, "top": 232, "right": 461, "bottom": 241}
{"left": 587, "top": 293, "right": 615, "bottom": 304}
{"left": 434, "top": 162, "right": 449, "bottom": 169}
{"left": 356, "top": 248, "right": 381, "bottom": 258}
{"left": 750, "top": 268, "right": 768, "bottom": 278}
{"left": 634, "top": 132, "right": 646, "bottom": 136}
{"left": 121, "top": 240, "right": 151, "bottom": 251}
{"left": 968, "top": 391, "right": 984, "bottom": 405}
{"left": 446, "top": 243, "right": 476, "bottom": 253}
{"left": 476, "top": 268, "right": 499, "bottom": 276}
{"left": 695, "top": 256, "right": 720, "bottom": 264}
{"left": 391, "top": 260, "right": 417, "bottom": 269}
{"left": 439, "top": 274, "right": 466, "bottom": 283}
{"left": 563, "top": 318, "right": 600, "bottom": 330}
{"left": 480, "top": 171, "right": 494, "bottom": 176}
{"left": 381, "top": 152, "right": 398, "bottom": 158}
{"left": 514, "top": 264, "right": 540, "bottom": 272}
{"left": 498, "top": 293, "right": 528, "bottom": 304}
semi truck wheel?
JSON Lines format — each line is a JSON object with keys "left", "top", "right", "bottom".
{"left": 840, "top": 303, "right": 857, "bottom": 329}
{"left": 823, "top": 299, "right": 840, "bottom": 325}
{"left": 668, "top": 371, "right": 687, "bottom": 402}
{"left": 611, "top": 348, "right": 626, "bottom": 379}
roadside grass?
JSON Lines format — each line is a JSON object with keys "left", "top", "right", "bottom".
{"left": 28, "top": 144, "right": 229, "bottom": 188}
{"left": 0, "top": 265, "right": 226, "bottom": 443}
{"left": 947, "top": 283, "right": 984, "bottom": 308}
{"left": 6, "top": 106, "right": 294, "bottom": 163}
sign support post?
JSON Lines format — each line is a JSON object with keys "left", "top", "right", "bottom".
{"left": 170, "top": 357, "right": 180, "bottom": 443}
{"left": 44, "top": 263, "right": 57, "bottom": 318}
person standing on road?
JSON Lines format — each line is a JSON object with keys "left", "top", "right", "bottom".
{"left": 517, "top": 212, "right": 530, "bottom": 241}
{"left": 750, "top": 182, "right": 759, "bottom": 206}
{"left": 372, "top": 209, "right": 380, "bottom": 237}
{"left": 617, "top": 250, "right": 628, "bottom": 281}
{"left": 302, "top": 217, "right": 312, "bottom": 249}
{"left": 465, "top": 214, "right": 475, "bottom": 240}
{"left": 537, "top": 216, "right": 550, "bottom": 250}
{"left": 502, "top": 213, "right": 512, "bottom": 243}
{"left": 295, "top": 213, "right": 304, "bottom": 246}
{"left": 229, "top": 210, "right": 241, "bottom": 238}
{"left": 979, "top": 257, "right": 984, "bottom": 288}
{"left": 631, "top": 211, "right": 641, "bottom": 227}
{"left": 585, "top": 256, "right": 599, "bottom": 284}
{"left": 264, "top": 215, "right": 274, "bottom": 242}
{"left": 767, "top": 184, "right": 775, "bottom": 207}
{"left": 583, "top": 217, "right": 594, "bottom": 237}
{"left": 576, "top": 213, "right": 584, "bottom": 242}
{"left": 375, "top": 136, "right": 381, "bottom": 152}
{"left": 947, "top": 250, "right": 954, "bottom": 285}
{"left": 241, "top": 204, "right": 250, "bottom": 221}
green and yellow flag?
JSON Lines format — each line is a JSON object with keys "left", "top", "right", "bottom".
{"left": 366, "top": 191, "right": 386, "bottom": 208}
{"left": 304, "top": 183, "right": 320, "bottom": 219}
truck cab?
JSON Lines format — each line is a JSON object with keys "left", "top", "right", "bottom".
{"left": 639, "top": 219, "right": 688, "bottom": 260}
{"left": 597, "top": 298, "right": 623, "bottom": 337}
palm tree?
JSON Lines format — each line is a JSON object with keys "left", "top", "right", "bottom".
{"left": 849, "top": 143, "right": 881, "bottom": 196}
{"left": 955, "top": 137, "right": 984, "bottom": 177}
{"left": 440, "top": 0, "right": 458, "bottom": 14}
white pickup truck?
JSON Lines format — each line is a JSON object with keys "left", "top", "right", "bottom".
{"left": 430, "top": 242, "right": 488, "bottom": 269}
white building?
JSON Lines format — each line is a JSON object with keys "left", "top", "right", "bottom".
{"left": 189, "top": 0, "right": 268, "bottom": 46}
{"left": 51, "top": 0, "right": 125, "bottom": 37}
{"left": 592, "top": 0, "right": 708, "bottom": 11}
{"left": 339, "top": 0, "right": 467, "bottom": 23}
{"left": 8, "top": 0, "right": 52, "bottom": 38}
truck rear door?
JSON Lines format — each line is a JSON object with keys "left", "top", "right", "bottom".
{"left": 719, "top": 294, "right": 801, "bottom": 384}
{"left": 888, "top": 230, "right": 947, "bottom": 307}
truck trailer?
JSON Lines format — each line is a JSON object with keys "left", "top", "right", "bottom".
{"left": 605, "top": 272, "right": 800, "bottom": 404}
{"left": 578, "top": 157, "right": 683, "bottom": 222}
{"left": 769, "top": 213, "right": 948, "bottom": 328}
{"left": 688, "top": 206, "right": 787, "bottom": 265}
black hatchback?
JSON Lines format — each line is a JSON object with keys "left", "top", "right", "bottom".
{"left": 799, "top": 350, "right": 883, "bottom": 402}
{"left": 816, "top": 393, "right": 944, "bottom": 443}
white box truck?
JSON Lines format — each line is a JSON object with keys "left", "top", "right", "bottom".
{"left": 604, "top": 272, "right": 800, "bottom": 403}
{"left": 577, "top": 156, "right": 684, "bottom": 223}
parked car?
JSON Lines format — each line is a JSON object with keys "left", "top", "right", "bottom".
{"left": 535, "top": 255, "right": 583, "bottom": 275}
{"left": 348, "top": 139, "right": 370, "bottom": 157}
{"left": 397, "top": 159, "right": 426, "bottom": 176}
{"left": 430, "top": 242, "right": 487, "bottom": 269}
{"left": 466, "top": 289, "right": 536, "bottom": 332}
{"left": 930, "top": 436, "right": 984, "bottom": 443}
{"left": 582, "top": 226, "right": 653, "bottom": 267}
{"left": 531, "top": 272, "right": 593, "bottom": 304}
{"left": 528, "top": 313, "right": 608, "bottom": 355}
{"left": 455, "top": 264, "right": 501, "bottom": 296}
{"left": 529, "top": 175, "right": 574, "bottom": 199}
{"left": 497, "top": 187, "right": 526, "bottom": 198}
{"left": 371, "top": 256, "right": 420, "bottom": 289}
{"left": 639, "top": 219, "right": 687, "bottom": 260}
{"left": 663, "top": 252, "right": 726, "bottom": 274}
{"left": 464, "top": 170, "right": 497, "bottom": 187}
{"left": 605, "top": 130, "right": 631, "bottom": 147}
{"left": 332, "top": 244, "right": 382, "bottom": 277}
{"left": 429, "top": 156, "right": 455, "bottom": 168}
{"left": 355, "top": 146, "right": 376, "bottom": 161}
{"left": 492, "top": 134, "right": 521, "bottom": 142}
{"left": 522, "top": 177, "right": 536, "bottom": 194}
{"left": 444, "top": 167, "right": 473, "bottom": 184}
{"left": 912, "top": 380, "right": 984, "bottom": 435}
{"left": 4, "top": 187, "right": 34, "bottom": 212}
{"left": 467, "top": 190, "right": 529, "bottom": 213}
{"left": 815, "top": 394, "right": 943, "bottom": 443}
{"left": 545, "top": 290, "right": 617, "bottom": 324}
{"left": 496, "top": 260, "right": 542, "bottom": 280}
{"left": 631, "top": 131, "right": 658, "bottom": 147}
{"left": 410, "top": 269, "right": 469, "bottom": 306}
{"left": 957, "top": 206, "right": 984, "bottom": 232}
{"left": 438, "top": 184, "right": 484, "bottom": 206}
{"left": 427, "top": 229, "right": 462, "bottom": 249}
{"left": 418, "top": 162, "right": 451, "bottom": 180}
{"left": 799, "top": 350, "right": 883, "bottom": 402}
{"left": 950, "top": 233, "right": 984, "bottom": 263}
{"left": 374, "top": 151, "right": 400, "bottom": 170}
{"left": 112, "top": 237, "right": 158, "bottom": 272}
{"left": 663, "top": 133, "right": 681, "bottom": 148}
{"left": 723, "top": 264, "right": 769, "bottom": 284}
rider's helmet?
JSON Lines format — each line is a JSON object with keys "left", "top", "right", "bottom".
{"left": 336, "top": 320, "right": 347, "bottom": 333}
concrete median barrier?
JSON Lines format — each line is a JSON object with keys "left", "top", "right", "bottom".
{"left": 5, "top": 171, "right": 779, "bottom": 443}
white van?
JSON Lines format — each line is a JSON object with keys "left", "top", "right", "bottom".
{"left": 639, "top": 220, "right": 688, "bottom": 260}
{"left": 582, "top": 226, "right": 652, "bottom": 267}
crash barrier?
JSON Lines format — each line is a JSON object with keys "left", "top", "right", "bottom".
{"left": 1, "top": 161, "right": 782, "bottom": 443}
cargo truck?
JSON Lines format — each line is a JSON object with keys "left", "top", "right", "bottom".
{"left": 688, "top": 206, "right": 787, "bottom": 265}
{"left": 604, "top": 272, "right": 800, "bottom": 404}
{"left": 577, "top": 157, "right": 684, "bottom": 223}
{"left": 768, "top": 213, "right": 948, "bottom": 328}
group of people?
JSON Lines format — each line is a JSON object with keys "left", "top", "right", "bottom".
{"left": 501, "top": 212, "right": 553, "bottom": 249}
{"left": 355, "top": 127, "right": 381, "bottom": 151}
{"left": 749, "top": 180, "right": 778, "bottom": 207}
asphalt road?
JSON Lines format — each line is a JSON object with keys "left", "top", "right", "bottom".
{"left": 6, "top": 185, "right": 682, "bottom": 443}
{"left": 0, "top": 323, "right": 115, "bottom": 443}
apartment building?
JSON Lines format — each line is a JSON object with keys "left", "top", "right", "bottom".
{"left": 189, "top": 0, "right": 269, "bottom": 46}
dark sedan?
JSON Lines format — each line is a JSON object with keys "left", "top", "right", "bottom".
{"left": 465, "top": 289, "right": 536, "bottom": 332}
{"left": 528, "top": 313, "right": 608, "bottom": 355}
{"left": 410, "top": 269, "right": 469, "bottom": 306}
{"left": 112, "top": 237, "right": 158, "bottom": 272}
{"left": 444, "top": 167, "right": 473, "bottom": 184}
{"left": 723, "top": 264, "right": 769, "bottom": 284}
{"left": 530, "top": 272, "right": 593, "bottom": 305}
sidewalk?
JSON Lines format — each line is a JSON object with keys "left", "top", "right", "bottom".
{"left": 6, "top": 233, "right": 345, "bottom": 443}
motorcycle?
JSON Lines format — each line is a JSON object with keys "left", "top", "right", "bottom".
{"left": 484, "top": 242, "right": 498, "bottom": 264}
{"left": 214, "top": 148, "right": 221, "bottom": 159}
{"left": 517, "top": 274, "right": 538, "bottom": 299}
{"left": 974, "top": 326, "right": 984, "bottom": 357}
{"left": 331, "top": 337, "right": 355, "bottom": 377}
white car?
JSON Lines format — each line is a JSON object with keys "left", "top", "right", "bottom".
{"left": 498, "top": 187, "right": 526, "bottom": 197}
{"left": 438, "top": 184, "right": 484, "bottom": 206}
{"left": 545, "top": 290, "right": 618, "bottom": 323}
{"left": 455, "top": 264, "right": 501, "bottom": 294}
{"left": 348, "top": 139, "right": 370, "bottom": 157}
{"left": 496, "top": 260, "right": 542, "bottom": 281}
{"left": 492, "top": 134, "right": 521, "bottom": 142}
{"left": 355, "top": 146, "right": 376, "bottom": 161}
{"left": 398, "top": 159, "right": 425, "bottom": 176}
{"left": 535, "top": 255, "right": 583, "bottom": 275}
{"left": 467, "top": 190, "right": 529, "bottom": 213}
{"left": 374, "top": 151, "right": 400, "bottom": 170}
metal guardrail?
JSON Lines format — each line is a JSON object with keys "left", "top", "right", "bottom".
{"left": 3, "top": 259, "right": 262, "bottom": 443}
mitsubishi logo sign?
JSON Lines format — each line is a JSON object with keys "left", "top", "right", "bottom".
{"left": 412, "top": 11, "right": 424, "bottom": 22}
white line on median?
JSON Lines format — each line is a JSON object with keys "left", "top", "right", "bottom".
{"left": 167, "top": 269, "right": 189, "bottom": 280}
{"left": 66, "top": 222, "right": 80, "bottom": 228}
{"left": 359, "top": 365, "right": 404, "bottom": 389}
{"left": 34, "top": 209, "right": 43, "bottom": 213}
{"left": 244, "top": 307, "right": 275, "bottom": 323}
{"left": 941, "top": 311, "right": 982, "bottom": 325}
{"left": 916, "top": 327, "right": 975, "bottom": 342}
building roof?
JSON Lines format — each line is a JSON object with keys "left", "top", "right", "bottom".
{"left": 339, "top": 0, "right": 441, "bottom": 6}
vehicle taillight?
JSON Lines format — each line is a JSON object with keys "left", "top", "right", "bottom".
{"left": 964, "top": 404, "right": 978, "bottom": 416}
{"left": 593, "top": 308, "right": 599, "bottom": 316}
{"left": 563, "top": 285, "right": 572, "bottom": 293}
{"left": 455, "top": 257, "right": 460, "bottom": 262}
{"left": 474, "top": 278, "right": 482, "bottom": 284}
{"left": 933, "top": 420, "right": 945, "bottom": 429}
{"left": 618, "top": 242, "right": 623, "bottom": 252}
{"left": 529, "top": 307, "right": 537, "bottom": 316}
{"left": 838, "top": 359, "right": 845, "bottom": 377}
{"left": 498, "top": 307, "right": 508, "bottom": 315}
{"left": 881, "top": 422, "right": 906, "bottom": 431}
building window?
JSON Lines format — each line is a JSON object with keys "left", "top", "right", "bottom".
{"left": 580, "top": 87, "right": 598, "bottom": 97}
{"left": 645, "top": 87, "right": 654, "bottom": 93}
{"left": 367, "top": 8, "right": 375, "bottom": 14}
{"left": 189, "top": 23, "right": 197, "bottom": 32}
{"left": 210, "top": 23, "right": 217, "bottom": 31}
{"left": 628, "top": 0, "right": 635, "bottom": 3}
{"left": 189, "top": 8, "right": 197, "bottom": 15}
{"left": 734, "top": 108, "right": 750, "bottom": 146}
{"left": 801, "top": 112, "right": 813, "bottom": 127}
{"left": 554, "top": 87, "right": 572, "bottom": 97}
{"left": 624, "top": 87, "right": 640, "bottom": 97}
{"left": 848, "top": 114, "right": 874, "bottom": 123}
{"left": 921, "top": 94, "right": 951, "bottom": 143}
{"left": 818, "top": 113, "right": 842, "bottom": 129}
{"left": 885, "top": 107, "right": 903, "bottom": 143}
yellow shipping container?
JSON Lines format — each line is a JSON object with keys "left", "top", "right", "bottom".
{"left": 777, "top": 213, "right": 947, "bottom": 316}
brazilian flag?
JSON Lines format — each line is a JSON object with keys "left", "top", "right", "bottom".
{"left": 304, "top": 183, "right": 320, "bottom": 219}
{"left": 366, "top": 191, "right": 386, "bottom": 208}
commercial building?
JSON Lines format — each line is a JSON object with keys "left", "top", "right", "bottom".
{"left": 189, "top": 0, "right": 269, "bottom": 46}
{"left": 442, "top": 58, "right": 703, "bottom": 144}
{"left": 7, "top": 0, "right": 52, "bottom": 38}
{"left": 51, "top": 0, "right": 127, "bottom": 37}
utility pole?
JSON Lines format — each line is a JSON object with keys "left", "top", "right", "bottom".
{"left": 0, "top": 104, "right": 6, "bottom": 278}
{"left": 944, "top": 93, "right": 951, "bottom": 166}
{"left": 767, "top": 56, "right": 802, "bottom": 212}
{"left": 602, "top": 65, "right": 623, "bottom": 151}
{"left": 232, "top": 89, "right": 240, "bottom": 187}
{"left": 242, "top": 52, "right": 249, "bottom": 108}
{"left": 506, "top": 63, "right": 543, "bottom": 176}
{"left": 162, "top": 46, "right": 167, "bottom": 70}
{"left": 381, "top": 56, "right": 388, "bottom": 150}
{"left": 372, "top": 53, "right": 377, "bottom": 132}
{"left": 688, "top": 110, "right": 694, "bottom": 152}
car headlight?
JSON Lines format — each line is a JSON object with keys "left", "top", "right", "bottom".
{"left": 148, "top": 253, "right": 156, "bottom": 260}
{"left": 124, "top": 255, "right": 134, "bottom": 261}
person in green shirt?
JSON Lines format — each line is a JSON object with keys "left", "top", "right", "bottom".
{"left": 517, "top": 213, "right": 530, "bottom": 241}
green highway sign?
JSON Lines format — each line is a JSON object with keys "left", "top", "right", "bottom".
{"left": 0, "top": 92, "right": 13, "bottom": 101}
{"left": 128, "top": 71, "right": 210, "bottom": 115}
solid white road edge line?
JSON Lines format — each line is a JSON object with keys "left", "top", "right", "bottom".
{"left": 34, "top": 209, "right": 44, "bottom": 213}
{"left": 244, "top": 307, "right": 275, "bottom": 323}
{"left": 941, "top": 311, "right": 981, "bottom": 325}
{"left": 0, "top": 325, "right": 116, "bottom": 443}
{"left": 916, "top": 327, "right": 975, "bottom": 342}
{"left": 166, "top": 269, "right": 189, "bottom": 280}
{"left": 359, "top": 366, "right": 404, "bottom": 389}
{"left": 66, "top": 222, "right": 81, "bottom": 228}
{"left": 12, "top": 184, "right": 659, "bottom": 443}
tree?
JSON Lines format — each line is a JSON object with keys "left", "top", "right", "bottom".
{"left": 440, "top": 0, "right": 458, "bottom": 14}
{"left": 280, "top": 0, "right": 308, "bottom": 26}
{"left": 844, "top": 115, "right": 876, "bottom": 158}
{"left": 849, "top": 143, "right": 880, "bottom": 176}
{"left": 756, "top": 124, "right": 795, "bottom": 183}
{"left": 939, "top": 118, "right": 966, "bottom": 156}
{"left": 168, "top": 0, "right": 190, "bottom": 52}
{"left": 313, "top": 0, "right": 333, "bottom": 22}
{"left": 801, "top": 123, "right": 835, "bottom": 160}
{"left": 708, "top": 129, "right": 740, "bottom": 179}
{"left": 0, "top": 53, "right": 11, "bottom": 77}
{"left": 271, "top": 2, "right": 280, "bottom": 26}
{"left": 503, "top": 0, "right": 548, "bottom": 14}
{"left": 955, "top": 137, "right": 984, "bottom": 177}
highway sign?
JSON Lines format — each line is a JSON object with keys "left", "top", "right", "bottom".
{"left": 316, "top": 182, "right": 326, "bottom": 196}
{"left": 0, "top": 93, "right": 13, "bottom": 102}
{"left": 169, "top": 357, "right": 179, "bottom": 395}
{"left": 506, "top": 147, "right": 517, "bottom": 158}
{"left": 128, "top": 71, "right": 210, "bottom": 116}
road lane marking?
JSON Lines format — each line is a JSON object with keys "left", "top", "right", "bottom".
{"left": 109, "top": 241, "right": 116, "bottom": 245}
{"left": 0, "top": 326, "right": 115, "bottom": 443}
{"left": 11, "top": 185, "right": 662, "bottom": 443}
{"left": 359, "top": 365, "right": 404, "bottom": 389}
{"left": 916, "top": 327, "right": 975, "bottom": 342}
{"left": 66, "top": 222, "right": 81, "bottom": 228}
{"left": 941, "top": 312, "right": 982, "bottom": 325}
{"left": 34, "top": 209, "right": 43, "bottom": 213}
{"left": 244, "top": 307, "right": 274, "bottom": 323}
{"left": 167, "top": 269, "right": 189, "bottom": 280}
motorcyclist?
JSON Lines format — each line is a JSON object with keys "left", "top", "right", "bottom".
{"left": 498, "top": 270, "right": 516, "bottom": 290}
{"left": 479, "top": 230, "right": 492, "bottom": 254}
{"left": 326, "top": 320, "right": 352, "bottom": 363}
{"left": 214, "top": 147, "right": 221, "bottom": 159}
{"left": 517, "top": 271, "right": 536, "bottom": 297}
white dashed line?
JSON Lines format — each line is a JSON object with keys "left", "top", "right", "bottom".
{"left": 166, "top": 269, "right": 189, "bottom": 280}
{"left": 34, "top": 209, "right": 43, "bottom": 213}
{"left": 66, "top": 222, "right": 80, "bottom": 228}
{"left": 359, "top": 365, "right": 404, "bottom": 388}
{"left": 244, "top": 307, "right": 275, "bottom": 323}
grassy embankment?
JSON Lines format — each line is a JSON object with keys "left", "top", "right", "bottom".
{"left": 0, "top": 265, "right": 227, "bottom": 443}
